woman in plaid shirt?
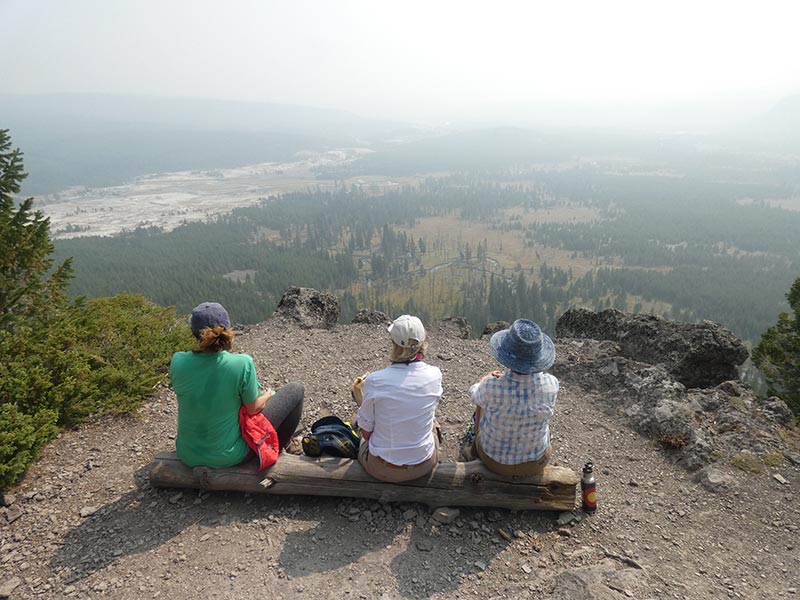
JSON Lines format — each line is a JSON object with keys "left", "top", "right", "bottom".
{"left": 464, "top": 319, "right": 558, "bottom": 477}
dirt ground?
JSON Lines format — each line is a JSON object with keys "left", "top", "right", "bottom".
{"left": 1, "top": 319, "right": 798, "bottom": 599}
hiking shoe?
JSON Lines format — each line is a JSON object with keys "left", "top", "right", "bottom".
{"left": 459, "top": 440, "right": 478, "bottom": 462}
{"left": 285, "top": 435, "right": 304, "bottom": 456}
{"left": 302, "top": 433, "right": 322, "bottom": 457}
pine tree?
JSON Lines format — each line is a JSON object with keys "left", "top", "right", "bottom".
{"left": 0, "top": 129, "right": 72, "bottom": 331}
{"left": 753, "top": 277, "right": 800, "bottom": 416}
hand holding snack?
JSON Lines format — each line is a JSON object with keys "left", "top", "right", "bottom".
{"left": 351, "top": 373, "right": 369, "bottom": 406}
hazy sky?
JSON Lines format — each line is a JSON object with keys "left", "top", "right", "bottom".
{"left": 1, "top": 0, "right": 798, "bottom": 123}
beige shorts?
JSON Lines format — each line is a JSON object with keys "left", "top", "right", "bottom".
{"left": 475, "top": 436, "right": 551, "bottom": 477}
{"left": 358, "top": 425, "right": 440, "bottom": 483}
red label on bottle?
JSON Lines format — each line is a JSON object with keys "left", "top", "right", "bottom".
{"left": 582, "top": 484, "right": 597, "bottom": 511}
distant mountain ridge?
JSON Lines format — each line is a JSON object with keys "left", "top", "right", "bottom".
{"left": 0, "top": 93, "right": 401, "bottom": 138}
{"left": 749, "top": 94, "right": 800, "bottom": 132}
{"left": 728, "top": 94, "right": 800, "bottom": 152}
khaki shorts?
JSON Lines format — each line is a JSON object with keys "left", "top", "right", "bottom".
{"left": 358, "top": 425, "right": 440, "bottom": 483}
{"left": 475, "top": 436, "right": 551, "bottom": 477}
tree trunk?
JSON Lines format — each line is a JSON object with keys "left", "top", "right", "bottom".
{"left": 149, "top": 452, "right": 578, "bottom": 511}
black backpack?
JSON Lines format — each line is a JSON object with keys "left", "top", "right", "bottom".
{"left": 302, "top": 416, "right": 360, "bottom": 459}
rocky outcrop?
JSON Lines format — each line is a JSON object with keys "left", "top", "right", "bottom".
{"left": 435, "top": 316, "right": 472, "bottom": 340}
{"left": 273, "top": 287, "right": 340, "bottom": 329}
{"left": 481, "top": 321, "right": 510, "bottom": 337}
{"left": 553, "top": 338, "right": 797, "bottom": 471}
{"left": 351, "top": 309, "right": 391, "bottom": 326}
{"left": 555, "top": 308, "right": 748, "bottom": 388}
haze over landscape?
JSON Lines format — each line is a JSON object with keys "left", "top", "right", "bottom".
{"left": 2, "top": 0, "right": 799, "bottom": 124}
{"left": 2, "top": 0, "right": 799, "bottom": 340}
{"left": 3, "top": 3, "right": 800, "bottom": 600}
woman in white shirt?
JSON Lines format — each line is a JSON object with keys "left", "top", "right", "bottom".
{"left": 355, "top": 315, "right": 442, "bottom": 483}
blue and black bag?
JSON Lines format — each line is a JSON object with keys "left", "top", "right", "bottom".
{"left": 302, "top": 416, "right": 360, "bottom": 459}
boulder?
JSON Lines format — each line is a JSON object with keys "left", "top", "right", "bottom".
{"left": 760, "top": 396, "right": 794, "bottom": 425}
{"left": 273, "top": 287, "right": 340, "bottom": 329}
{"left": 435, "top": 316, "right": 472, "bottom": 339}
{"left": 555, "top": 308, "right": 748, "bottom": 388}
{"left": 351, "top": 309, "right": 391, "bottom": 326}
{"left": 696, "top": 466, "right": 737, "bottom": 493}
{"left": 482, "top": 320, "right": 510, "bottom": 337}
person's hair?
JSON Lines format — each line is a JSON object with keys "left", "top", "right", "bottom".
{"left": 389, "top": 338, "right": 428, "bottom": 363}
{"left": 196, "top": 325, "right": 234, "bottom": 352}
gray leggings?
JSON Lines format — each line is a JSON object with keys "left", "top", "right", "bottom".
{"left": 262, "top": 381, "right": 305, "bottom": 449}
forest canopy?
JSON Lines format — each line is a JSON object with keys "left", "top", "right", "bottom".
{"left": 55, "top": 172, "right": 799, "bottom": 344}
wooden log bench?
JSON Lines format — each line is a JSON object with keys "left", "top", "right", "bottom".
{"left": 148, "top": 451, "right": 579, "bottom": 511}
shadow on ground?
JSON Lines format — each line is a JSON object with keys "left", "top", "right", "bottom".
{"left": 279, "top": 503, "right": 556, "bottom": 599}
{"left": 51, "top": 465, "right": 558, "bottom": 597}
{"left": 49, "top": 466, "right": 273, "bottom": 584}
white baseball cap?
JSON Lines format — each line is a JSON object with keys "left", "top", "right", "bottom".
{"left": 388, "top": 315, "right": 426, "bottom": 347}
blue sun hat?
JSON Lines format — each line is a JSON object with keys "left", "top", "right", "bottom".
{"left": 490, "top": 319, "right": 555, "bottom": 374}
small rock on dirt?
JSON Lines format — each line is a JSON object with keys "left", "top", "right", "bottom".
{"left": 1, "top": 505, "right": 22, "bottom": 525}
{"left": 402, "top": 509, "right": 418, "bottom": 521}
{"left": 696, "top": 466, "right": 737, "bottom": 493}
{"left": 432, "top": 507, "right": 460, "bottom": 524}
{"left": 557, "top": 511, "right": 582, "bottom": 526}
{"left": 0, "top": 577, "right": 22, "bottom": 599}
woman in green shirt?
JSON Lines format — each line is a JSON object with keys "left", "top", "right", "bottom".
{"left": 170, "top": 302, "right": 304, "bottom": 468}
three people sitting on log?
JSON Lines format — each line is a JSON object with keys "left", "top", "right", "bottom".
{"left": 352, "top": 315, "right": 443, "bottom": 482}
{"left": 461, "top": 319, "right": 558, "bottom": 476}
{"left": 169, "top": 303, "right": 556, "bottom": 480}
{"left": 170, "top": 302, "right": 304, "bottom": 468}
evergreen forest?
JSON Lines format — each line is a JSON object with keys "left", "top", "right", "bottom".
{"left": 54, "top": 168, "right": 800, "bottom": 345}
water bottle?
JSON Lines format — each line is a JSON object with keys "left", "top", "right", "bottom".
{"left": 581, "top": 462, "right": 597, "bottom": 514}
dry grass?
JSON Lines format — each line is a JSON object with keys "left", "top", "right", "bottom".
{"left": 761, "top": 452, "right": 784, "bottom": 467}
{"left": 728, "top": 396, "right": 749, "bottom": 412}
{"left": 778, "top": 426, "right": 800, "bottom": 451}
{"left": 731, "top": 453, "right": 762, "bottom": 473}
{"left": 397, "top": 213, "right": 598, "bottom": 276}
{"left": 656, "top": 433, "right": 690, "bottom": 449}
{"left": 345, "top": 206, "right": 678, "bottom": 320}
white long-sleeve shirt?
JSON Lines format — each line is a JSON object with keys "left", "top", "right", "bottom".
{"left": 357, "top": 361, "right": 442, "bottom": 466}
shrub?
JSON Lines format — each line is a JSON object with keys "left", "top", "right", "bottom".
{"left": 0, "top": 294, "right": 193, "bottom": 489}
{"left": 761, "top": 452, "right": 784, "bottom": 468}
{"left": 0, "top": 404, "right": 58, "bottom": 488}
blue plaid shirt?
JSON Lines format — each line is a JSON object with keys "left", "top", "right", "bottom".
{"left": 469, "top": 370, "right": 558, "bottom": 465}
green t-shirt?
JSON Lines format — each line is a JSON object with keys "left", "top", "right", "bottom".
{"left": 169, "top": 350, "right": 260, "bottom": 468}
